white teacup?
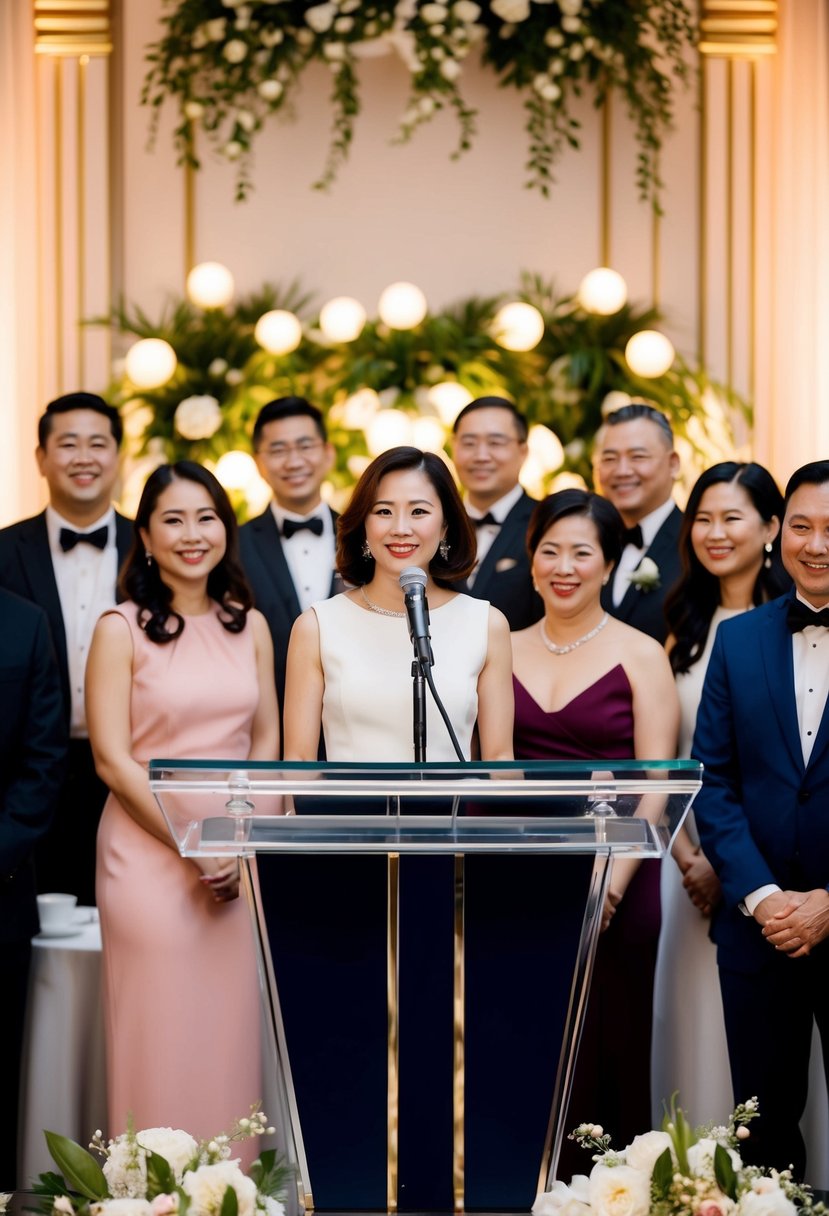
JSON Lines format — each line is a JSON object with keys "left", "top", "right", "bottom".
{"left": 37, "top": 892, "right": 78, "bottom": 932}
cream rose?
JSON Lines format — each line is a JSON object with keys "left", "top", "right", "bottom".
{"left": 174, "top": 395, "right": 223, "bottom": 439}
{"left": 589, "top": 1164, "right": 650, "bottom": 1216}
{"left": 223, "top": 39, "right": 249, "bottom": 63}
{"left": 305, "top": 3, "right": 337, "bottom": 33}
{"left": 623, "top": 1130, "right": 673, "bottom": 1175}
{"left": 182, "top": 1163, "right": 257, "bottom": 1216}
{"left": 738, "top": 1182, "right": 796, "bottom": 1216}
{"left": 533, "top": 1176, "right": 591, "bottom": 1216}
{"left": 491, "top": 0, "right": 530, "bottom": 22}
{"left": 453, "top": 0, "right": 481, "bottom": 20}
{"left": 257, "top": 79, "right": 283, "bottom": 101}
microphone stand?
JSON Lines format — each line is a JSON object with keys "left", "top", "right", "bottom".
{"left": 412, "top": 658, "right": 428, "bottom": 762}
{"left": 400, "top": 567, "right": 467, "bottom": 764}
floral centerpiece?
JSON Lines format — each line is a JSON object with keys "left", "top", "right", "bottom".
{"left": 141, "top": 0, "right": 696, "bottom": 204}
{"left": 534, "top": 1100, "right": 827, "bottom": 1216}
{"left": 27, "top": 1108, "right": 289, "bottom": 1216}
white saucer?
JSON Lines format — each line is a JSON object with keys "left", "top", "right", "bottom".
{"left": 37, "top": 922, "right": 85, "bottom": 938}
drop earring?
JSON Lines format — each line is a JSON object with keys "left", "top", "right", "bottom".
{"left": 764, "top": 541, "right": 773, "bottom": 569}
{"left": 145, "top": 550, "right": 153, "bottom": 567}
{"left": 361, "top": 539, "right": 372, "bottom": 559}
{"left": 439, "top": 538, "right": 450, "bottom": 560}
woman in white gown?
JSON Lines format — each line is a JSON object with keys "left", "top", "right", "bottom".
{"left": 652, "top": 461, "right": 787, "bottom": 1126}
{"left": 284, "top": 445, "right": 514, "bottom": 763}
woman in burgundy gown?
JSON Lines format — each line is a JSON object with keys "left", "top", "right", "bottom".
{"left": 511, "top": 489, "right": 679, "bottom": 1172}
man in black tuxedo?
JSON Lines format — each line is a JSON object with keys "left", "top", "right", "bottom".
{"left": 451, "top": 396, "right": 542, "bottom": 630}
{"left": 0, "top": 588, "right": 66, "bottom": 1188}
{"left": 693, "top": 461, "right": 829, "bottom": 1176}
{"left": 592, "top": 401, "right": 682, "bottom": 643}
{"left": 239, "top": 397, "right": 339, "bottom": 735}
{"left": 0, "top": 392, "right": 131, "bottom": 905}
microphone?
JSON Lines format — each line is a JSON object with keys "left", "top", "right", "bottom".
{"left": 398, "top": 566, "right": 434, "bottom": 667}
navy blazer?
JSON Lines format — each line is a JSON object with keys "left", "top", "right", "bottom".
{"left": 239, "top": 505, "right": 340, "bottom": 713}
{"left": 459, "top": 490, "right": 542, "bottom": 632}
{"left": 692, "top": 590, "right": 829, "bottom": 969}
{"left": 0, "top": 588, "right": 66, "bottom": 941}
{"left": 601, "top": 503, "right": 682, "bottom": 644}
{"left": 0, "top": 510, "right": 133, "bottom": 724}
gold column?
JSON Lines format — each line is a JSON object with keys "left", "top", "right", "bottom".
{"left": 33, "top": 0, "right": 112, "bottom": 398}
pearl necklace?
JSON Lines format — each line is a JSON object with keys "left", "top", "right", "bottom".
{"left": 539, "top": 613, "right": 609, "bottom": 656}
{"left": 359, "top": 585, "right": 406, "bottom": 618}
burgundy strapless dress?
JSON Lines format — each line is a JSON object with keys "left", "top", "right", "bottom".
{"left": 513, "top": 665, "right": 660, "bottom": 1170}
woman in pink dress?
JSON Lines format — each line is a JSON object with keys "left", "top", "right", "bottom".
{"left": 86, "top": 461, "right": 278, "bottom": 1150}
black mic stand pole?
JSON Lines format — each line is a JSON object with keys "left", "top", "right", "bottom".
{"left": 412, "top": 657, "right": 428, "bottom": 761}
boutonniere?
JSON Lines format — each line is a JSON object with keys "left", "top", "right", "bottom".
{"left": 627, "top": 556, "right": 661, "bottom": 592}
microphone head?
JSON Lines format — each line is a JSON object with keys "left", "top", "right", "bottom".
{"left": 399, "top": 566, "right": 428, "bottom": 594}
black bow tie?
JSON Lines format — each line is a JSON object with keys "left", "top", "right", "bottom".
{"left": 59, "top": 525, "right": 109, "bottom": 552}
{"left": 786, "top": 599, "right": 829, "bottom": 632}
{"left": 282, "top": 516, "right": 324, "bottom": 539}
{"left": 473, "top": 512, "right": 499, "bottom": 528}
{"left": 622, "top": 524, "right": 644, "bottom": 549}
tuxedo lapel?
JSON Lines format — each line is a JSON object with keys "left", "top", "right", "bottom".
{"left": 608, "top": 504, "right": 681, "bottom": 623}
{"left": 760, "top": 595, "right": 804, "bottom": 774}
{"left": 14, "top": 516, "right": 67, "bottom": 663}
{"left": 248, "top": 509, "right": 302, "bottom": 618}
{"left": 473, "top": 496, "right": 529, "bottom": 595}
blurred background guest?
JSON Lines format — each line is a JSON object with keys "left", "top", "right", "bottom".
{"left": 451, "top": 396, "right": 543, "bottom": 631}
{"left": 511, "top": 489, "right": 678, "bottom": 1168}
{"left": 593, "top": 402, "right": 682, "bottom": 643}
{"left": 653, "top": 461, "right": 788, "bottom": 1125}
{"left": 240, "top": 396, "right": 340, "bottom": 739}
{"left": 0, "top": 393, "right": 131, "bottom": 905}
{"left": 0, "top": 589, "right": 66, "bottom": 1190}
{"left": 86, "top": 461, "right": 277, "bottom": 1155}
{"left": 284, "top": 444, "right": 513, "bottom": 763}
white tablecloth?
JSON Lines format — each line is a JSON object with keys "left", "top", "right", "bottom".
{"left": 17, "top": 909, "right": 108, "bottom": 1188}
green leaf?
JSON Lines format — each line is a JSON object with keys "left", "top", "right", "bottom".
{"left": 714, "top": 1143, "right": 737, "bottom": 1200}
{"left": 219, "top": 1184, "right": 239, "bottom": 1216}
{"left": 651, "top": 1147, "right": 674, "bottom": 1198}
{"left": 43, "top": 1131, "right": 108, "bottom": 1201}
{"left": 145, "top": 1149, "right": 176, "bottom": 1198}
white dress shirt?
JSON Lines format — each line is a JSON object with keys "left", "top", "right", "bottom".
{"left": 46, "top": 506, "right": 118, "bottom": 738}
{"left": 611, "top": 496, "right": 676, "bottom": 607}
{"left": 271, "top": 502, "right": 335, "bottom": 613}
{"left": 465, "top": 483, "right": 524, "bottom": 588}
{"left": 743, "top": 593, "right": 829, "bottom": 914}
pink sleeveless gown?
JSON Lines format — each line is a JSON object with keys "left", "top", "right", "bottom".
{"left": 96, "top": 603, "right": 262, "bottom": 1150}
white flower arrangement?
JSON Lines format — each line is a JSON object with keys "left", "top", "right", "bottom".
{"left": 32, "top": 1109, "right": 288, "bottom": 1216}
{"left": 141, "top": 0, "right": 696, "bottom": 204}
{"left": 628, "top": 556, "right": 661, "bottom": 592}
{"left": 174, "top": 394, "right": 223, "bottom": 440}
{"left": 534, "top": 1100, "right": 827, "bottom": 1216}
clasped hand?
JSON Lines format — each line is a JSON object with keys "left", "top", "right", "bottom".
{"left": 678, "top": 848, "right": 721, "bottom": 918}
{"left": 756, "top": 888, "right": 829, "bottom": 957}
{"left": 196, "top": 856, "right": 241, "bottom": 903}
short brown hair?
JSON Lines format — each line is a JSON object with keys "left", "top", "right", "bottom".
{"left": 337, "top": 446, "right": 477, "bottom": 588}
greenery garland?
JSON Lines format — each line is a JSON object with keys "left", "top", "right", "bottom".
{"left": 142, "top": 0, "right": 696, "bottom": 205}
{"left": 99, "top": 272, "right": 748, "bottom": 519}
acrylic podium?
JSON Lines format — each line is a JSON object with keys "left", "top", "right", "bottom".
{"left": 149, "top": 759, "right": 701, "bottom": 1216}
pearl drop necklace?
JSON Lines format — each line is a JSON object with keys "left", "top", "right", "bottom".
{"left": 539, "top": 613, "right": 609, "bottom": 656}
{"left": 359, "top": 586, "right": 406, "bottom": 618}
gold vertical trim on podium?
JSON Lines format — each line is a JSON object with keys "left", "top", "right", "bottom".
{"left": 748, "top": 59, "right": 757, "bottom": 404}
{"left": 452, "top": 854, "right": 465, "bottom": 1212}
{"left": 697, "top": 54, "right": 708, "bottom": 367}
{"left": 387, "top": 853, "right": 400, "bottom": 1213}
{"left": 726, "top": 59, "right": 734, "bottom": 390}
{"left": 77, "top": 55, "right": 87, "bottom": 386}
{"left": 54, "top": 58, "right": 64, "bottom": 391}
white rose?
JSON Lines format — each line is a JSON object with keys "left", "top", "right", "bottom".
{"left": 418, "top": 95, "right": 436, "bottom": 115}
{"left": 559, "top": 0, "right": 583, "bottom": 13}
{"left": 533, "top": 72, "right": 550, "bottom": 91}
{"left": 191, "top": 28, "right": 208, "bottom": 49}
{"left": 323, "top": 41, "right": 347, "bottom": 60}
{"left": 589, "top": 1164, "right": 650, "bottom": 1216}
{"left": 235, "top": 108, "right": 256, "bottom": 132}
{"left": 453, "top": 0, "right": 481, "bottom": 20}
{"left": 624, "top": 1131, "right": 673, "bottom": 1175}
{"left": 421, "top": 2, "right": 449, "bottom": 21}
{"left": 260, "top": 28, "right": 284, "bottom": 47}
{"left": 259, "top": 1200, "right": 285, "bottom": 1216}
{"left": 182, "top": 1163, "right": 257, "bottom": 1216}
{"left": 687, "top": 1140, "right": 742, "bottom": 1178}
{"left": 225, "top": 369, "right": 244, "bottom": 386}
{"left": 334, "top": 16, "right": 354, "bottom": 32}
{"left": 135, "top": 1129, "right": 199, "bottom": 1182}
{"left": 53, "top": 1197, "right": 75, "bottom": 1214}
{"left": 540, "top": 83, "right": 561, "bottom": 101}
{"left": 545, "top": 29, "right": 564, "bottom": 47}
{"left": 208, "top": 357, "right": 228, "bottom": 376}
{"left": 569, "top": 43, "right": 585, "bottom": 60}
{"left": 439, "top": 57, "right": 461, "bottom": 80}
{"left": 561, "top": 15, "right": 581, "bottom": 32}
{"left": 205, "top": 18, "right": 227, "bottom": 40}
{"left": 223, "top": 39, "right": 248, "bottom": 63}
{"left": 91, "top": 1203, "right": 153, "bottom": 1216}
{"left": 224, "top": 140, "right": 243, "bottom": 160}
{"left": 234, "top": 14, "right": 250, "bottom": 30}
{"left": 491, "top": 0, "right": 530, "bottom": 21}
{"left": 305, "top": 3, "right": 337, "bottom": 33}
{"left": 184, "top": 101, "right": 204, "bottom": 120}
{"left": 174, "top": 396, "right": 223, "bottom": 440}
{"left": 431, "top": 44, "right": 446, "bottom": 59}
{"left": 257, "top": 79, "right": 283, "bottom": 101}
{"left": 533, "top": 1176, "right": 591, "bottom": 1216}
{"left": 738, "top": 1183, "right": 796, "bottom": 1216}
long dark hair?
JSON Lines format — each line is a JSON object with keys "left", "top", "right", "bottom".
{"left": 337, "top": 446, "right": 477, "bottom": 587}
{"left": 120, "top": 461, "right": 252, "bottom": 643}
{"left": 665, "top": 462, "right": 790, "bottom": 674}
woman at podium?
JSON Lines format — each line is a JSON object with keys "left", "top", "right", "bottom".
{"left": 86, "top": 461, "right": 278, "bottom": 1153}
{"left": 510, "top": 488, "right": 679, "bottom": 1166}
{"left": 283, "top": 444, "right": 514, "bottom": 763}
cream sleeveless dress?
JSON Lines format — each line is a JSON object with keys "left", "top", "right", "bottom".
{"left": 312, "top": 592, "right": 489, "bottom": 761}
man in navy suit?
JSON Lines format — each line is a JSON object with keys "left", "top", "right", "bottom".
{"left": 451, "top": 396, "right": 542, "bottom": 630}
{"left": 239, "top": 397, "right": 339, "bottom": 735}
{"left": 0, "top": 589, "right": 66, "bottom": 1188}
{"left": 693, "top": 460, "right": 829, "bottom": 1177}
{"left": 0, "top": 392, "right": 131, "bottom": 905}
{"left": 593, "top": 401, "right": 682, "bottom": 642}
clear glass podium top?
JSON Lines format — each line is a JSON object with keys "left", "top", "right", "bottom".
{"left": 149, "top": 759, "right": 702, "bottom": 858}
